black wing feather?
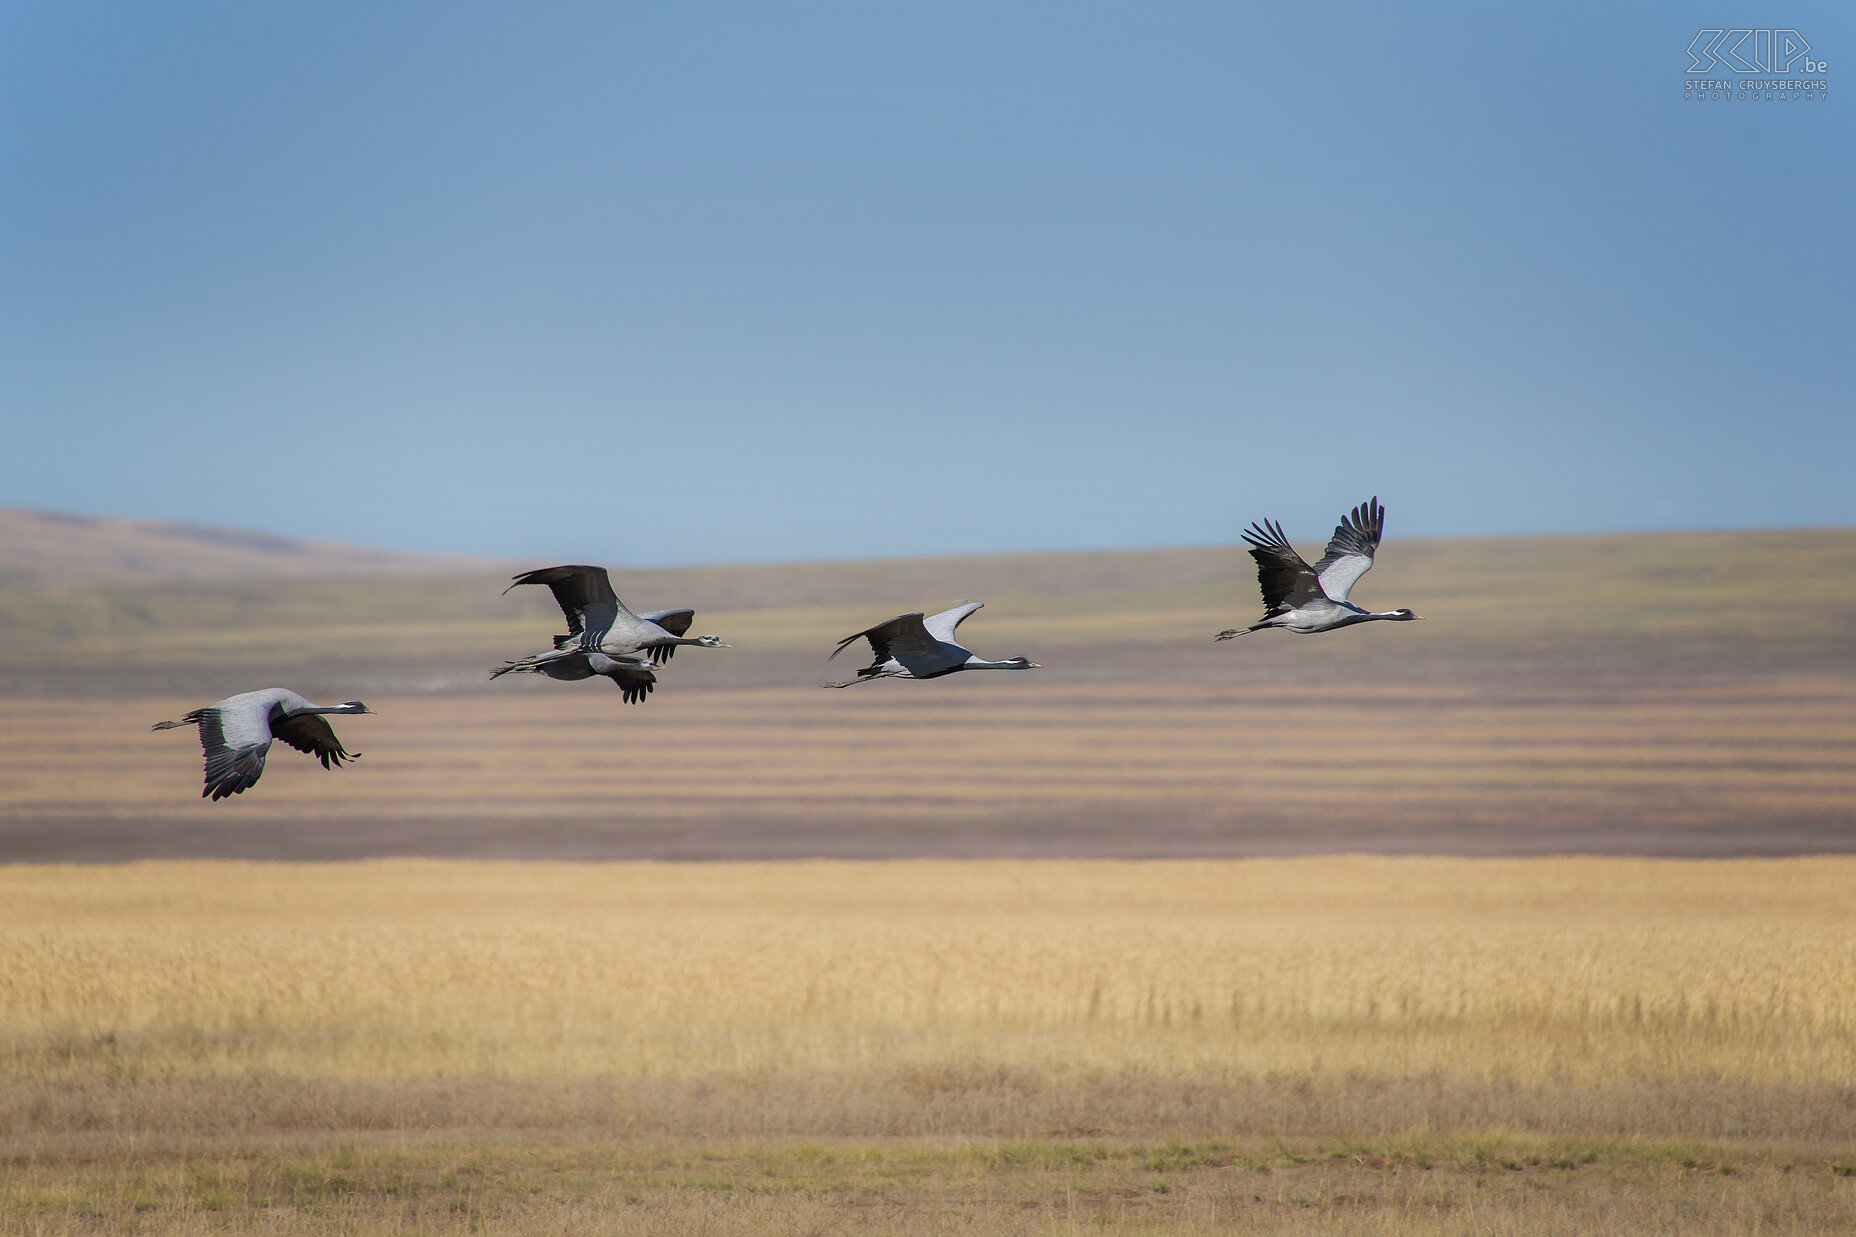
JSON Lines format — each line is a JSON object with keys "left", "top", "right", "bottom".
{"left": 1240, "top": 519, "right": 1327, "bottom": 614}
{"left": 635, "top": 609, "right": 697, "bottom": 664}
{"left": 828, "top": 613, "right": 931, "bottom": 669}
{"left": 272, "top": 712, "right": 360, "bottom": 771}
{"left": 638, "top": 608, "right": 695, "bottom": 638}
{"left": 603, "top": 664, "right": 657, "bottom": 705}
{"left": 195, "top": 708, "right": 268, "bottom": 801}
{"left": 1313, "top": 497, "right": 1384, "bottom": 573}
{"left": 506, "top": 565, "right": 622, "bottom": 648}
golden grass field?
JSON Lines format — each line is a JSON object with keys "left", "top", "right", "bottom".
{"left": 3, "top": 859, "right": 1855, "bottom": 1234}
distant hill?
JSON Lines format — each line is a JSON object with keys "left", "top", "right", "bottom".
{"left": 0, "top": 508, "right": 505, "bottom": 584}
{"left": 1, "top": 506, "right": 1852, "bottom": 697}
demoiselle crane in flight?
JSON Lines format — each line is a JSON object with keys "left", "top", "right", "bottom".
{"left": 823, "top": 602, "right": 1041, "bottom": 687}
{"left": 489, "top": 649, "right": 658, "bottom": 704}
{"left": 499, "top": 565, "right": 731, "bottom": 674}
{"left": 151, "top": 688, "right": 372, "bottom": 800}
{"left": 1216, "top": 497, "right": 1423, "bottom": 639}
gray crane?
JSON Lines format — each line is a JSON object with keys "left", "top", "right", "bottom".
{"left": 489, "top": 649, "right": 658, "bottom": 704}
{"left": 151, "top": 688, "right": 373, "bottom": 800}
{"left": 824, "top": 602, "right": 1041, "bottom": 687}
{"left": 1216, "top": 497, "right": 1423, "bottom": 639}
{"left": 499, "top": 565, "right": 731, "bottom": 676}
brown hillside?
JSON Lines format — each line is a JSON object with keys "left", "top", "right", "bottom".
{"left": 0, "top": 507, "right": 503, "bottom": 584}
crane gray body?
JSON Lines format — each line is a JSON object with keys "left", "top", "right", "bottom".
{"left": 490, "top": 649, "right": 658, "bottom": 704}
{"left": 500, "top": 565, "right": 730, "bottom": 674}
{"left": 1217, "top": 497, "right": 1422, "bottom": 639}
{"left": 823, "top": 602, "right": 1042, "bottom": 687}
{"left": 152, "top": 688, "right": 372, "bottom": 800}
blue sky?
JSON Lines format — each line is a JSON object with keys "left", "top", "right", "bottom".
{"left": 2, "top": 2, "right": 1850, "bottom": 564}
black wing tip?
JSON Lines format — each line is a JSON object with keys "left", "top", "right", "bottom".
{"left": 1335, "top": 497, "right": 1385, "bottom": 548}
{"left": 828, "top": 612, "right": 925, "bottom": 662}
{"left": 506, "top": 564, "right": 608, "bottom": 591}
{"left": 511, "top": 563, "right": 598, "bottom": 577}
{"left": 204, "top": 775, "right": 255, "bottom": 801}
{"left": 503, "top": 565, "right": 561, "bottom": 594}
{"left": 1240, "top": 518, "right": 1293, "bottom": 550}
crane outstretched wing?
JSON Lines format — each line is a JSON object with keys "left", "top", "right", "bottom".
{"left": 635, "top": 607, "right": 696, "bottom": 664}
{"left": 1311, "top": 497, "right": 1384, "bottom": 603}
{"left": 589, "top": 653, "right": 657, "bottom": 705}
{"left": 829, "top": 612, "right": 938, "bottom": 665}
{"left": 637, "top": 608, "right": 695, "bottom": 637}
{"left": 506, "top": 565, "right": 624, "bottom": 648}
{"left": 272, "top": 712, "right": 360, "bottom": 770}
{"left": 1241, "top": 520, "right": 1327, "bottom": 614}
{"left": 194, "top": 698, "right": 275, "bottom": 801}
{"left": 923, "top": 601, "right": 983, "bottom": 645}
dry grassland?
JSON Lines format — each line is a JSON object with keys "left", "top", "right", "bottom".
{"left": 7, "top": 1134, "right": 1854, "bottom": 1236}
{"left": 4, "top": 677, "right": 1853, "bottom": 859}
{"left": 3, "top": 859, "right": 1855, "bottom": 1232}
{"left": 3, "top": 527, "right": 1855, "bottom": 1229}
